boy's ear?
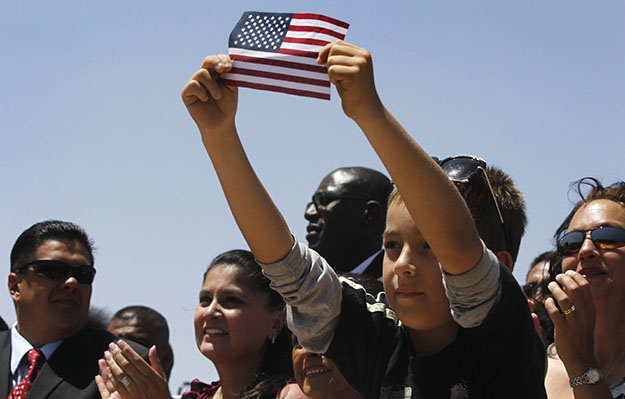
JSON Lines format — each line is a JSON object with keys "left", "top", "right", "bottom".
{"left": 495, "top": 250, "right": 514, "bottom": 272}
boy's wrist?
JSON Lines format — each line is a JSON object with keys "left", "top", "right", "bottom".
{"left": 351, "top": 101, "right": 388, "bottom": 129}
{"left": 199, "top": 122, "right": 236, "bottom": 139}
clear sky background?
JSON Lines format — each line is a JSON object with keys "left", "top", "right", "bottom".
{"left": 2, "top": 0, "right": 624, "bottom": 393}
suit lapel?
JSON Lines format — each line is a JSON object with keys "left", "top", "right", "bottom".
{"left": 27, "top": 329, "right": 92, "bottom": 399}
{"left": 0, "top": 331, "right": 12, "bottom": 398}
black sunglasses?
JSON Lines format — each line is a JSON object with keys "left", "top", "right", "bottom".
{"left": 17, "top": 260, "right": 96, "bottom": 285}
{"left": 306, "top": 191, "right": 369, "bottom": 210}
{"left": 436, "top": 155, "right": 507, "bottom": 248}
{"left": 557, "top": 226, "right": 625, "bottom": 255}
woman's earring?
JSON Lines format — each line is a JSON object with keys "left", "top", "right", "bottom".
{"left": 271, "top": 334, "right": 276, "bottom": 345}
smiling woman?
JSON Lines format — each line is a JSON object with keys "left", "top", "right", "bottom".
{"left": 96, "top": 250, "right": 293, "bottom": 399}
{"left": 543, "top": 178, "right": 625, "bottom": 399}
{"left": 188, "top": 250, "right": 292, "bottom": 399}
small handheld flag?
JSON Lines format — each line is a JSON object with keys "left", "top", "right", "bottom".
{"left": 221, "top": 12, "right": 350, "bottom": 100}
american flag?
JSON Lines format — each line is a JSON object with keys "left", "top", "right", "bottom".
{"left": 220, "top": 12, "right": 349, "bottom": 100}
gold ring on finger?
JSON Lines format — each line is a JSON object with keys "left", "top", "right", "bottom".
{"left": 563, "top": 305, "right": 576, "bottom": 316}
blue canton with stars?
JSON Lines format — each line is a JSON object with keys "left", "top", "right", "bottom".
{"left": 229, "top": 12, "right": 293, "bottom": 53}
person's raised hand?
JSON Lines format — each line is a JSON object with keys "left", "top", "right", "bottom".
{"left": 181, "top": 54, "right": 238, "bottom": 137}
{"left": 545, "top": 270, "right": 597, "bottom": 377}
{"left": 317, "top": 41, "right": 383, "bottom": 123}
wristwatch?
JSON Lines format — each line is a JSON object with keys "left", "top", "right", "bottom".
{"left": 569, "top": 367, "right": 604, "bottom": 388}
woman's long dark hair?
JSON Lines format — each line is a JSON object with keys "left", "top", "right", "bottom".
{"left": 205, "top": 249, "right": 293, "bottom": 399}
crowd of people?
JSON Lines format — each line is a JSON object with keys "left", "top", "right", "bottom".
{"left": 3, "top": 40, "right": 625, "bottom": 399}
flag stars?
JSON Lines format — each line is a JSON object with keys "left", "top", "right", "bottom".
{"left": 232, "top": 12, "right": 290, "bottom": 52}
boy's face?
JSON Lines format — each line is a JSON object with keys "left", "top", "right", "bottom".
{"left": 382, "top": 199, "right": 455, "bottom": 332}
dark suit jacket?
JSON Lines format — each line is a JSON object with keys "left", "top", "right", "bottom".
{"left": 0, "top": 327, "right": 148, "bottom": 399}
{"left": 361, "top": 250, "right": 384, "bottom": 279}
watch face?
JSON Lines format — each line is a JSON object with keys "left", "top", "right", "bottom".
{"left": 588, "top": 369, "right": 601, "bottom": 383}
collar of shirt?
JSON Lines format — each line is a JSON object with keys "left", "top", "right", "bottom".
{"left": 350, "top": 248, "right": 383, "bottom": 275}
{"left": 10, "top": 322, "right": 62, "bottom": 379}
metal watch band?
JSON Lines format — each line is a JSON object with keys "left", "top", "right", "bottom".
{"left": 569, "top": 367, "right": 603, "bottom": 388}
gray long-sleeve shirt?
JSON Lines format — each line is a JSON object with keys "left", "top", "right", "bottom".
{"left": 260, "top": 238, "right": 501, "bottom": 354}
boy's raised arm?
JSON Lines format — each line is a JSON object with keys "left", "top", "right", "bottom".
{"left": 181, "top": 55, "right": 294, "bottom": 263}
{"left": 318, "top": 41, "right": 482, "bottom": 274}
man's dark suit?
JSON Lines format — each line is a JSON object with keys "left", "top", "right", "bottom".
{"left": 0, "top": 327, "right": 148, "bottom": 399}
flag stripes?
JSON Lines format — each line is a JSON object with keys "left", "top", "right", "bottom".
{"left": 222, "top": 12, "right": 349, "bottom": 100}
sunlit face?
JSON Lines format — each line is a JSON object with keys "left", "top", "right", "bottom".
{"left": 193, "top": 264, "right": 282, "bottom": 368}
{"left": 291, "top": 335, "right": 362, "bottom": 399}
{"left": 382, "top": 199, "right": 455, "bottom": 333}
{"left": 9, "top": 239, "right": 92, "bottom": 346}
{"left": 561, "top": 199, "right": 625, "bottom": 303}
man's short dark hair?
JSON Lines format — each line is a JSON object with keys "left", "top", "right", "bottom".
{"left": 332, "top": 166, "right": 393, "bottom": 227}
{"left": 526, "top": 250, "right": 555, "bottom": 280}
{"left": 10, "top": 220, "right": 95, "bottom": 272}
{"left": 454, "top": 165, "right": 527, "bottom": 264}
{"left": 335, "top": 167, "right": 393, "bottom": 205}
{"left": 110, "top": 305, "right": 170, "bottom": 341}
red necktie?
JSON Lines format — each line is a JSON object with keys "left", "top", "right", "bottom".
{"left": 9, "top": 349, "right": 44, "bottom": 399}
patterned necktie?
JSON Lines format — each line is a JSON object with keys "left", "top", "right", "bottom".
{"left": 9, "top": 349, "right": 44, "bottom": 399}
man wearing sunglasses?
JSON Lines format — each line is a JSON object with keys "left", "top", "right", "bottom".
{"left": 1, "top": 220, "right": 147, "bottom": 399}
{"left": 304, "top": 167, "right": 393, "bottom": 278}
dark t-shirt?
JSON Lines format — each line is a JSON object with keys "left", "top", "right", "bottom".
{"left": 326, "top": 264, "right": 547, "bottom": 399}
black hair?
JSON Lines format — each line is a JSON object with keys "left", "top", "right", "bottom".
{"left": 205, "top": 249, "right": 292, "bottom": 399}
{"left": 334, "top": 167, "right": 393, "bottom": 206}
{"left": 330, "top": 167, "right": 393, "bottom": 221}
{"left": 526, "top": 250, "right": 556, "bottom": 281}
{"left": 10, "top": 220, "right": 95, "bottom": 272}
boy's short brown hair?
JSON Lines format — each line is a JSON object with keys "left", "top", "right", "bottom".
{"left": 387, "top": 164, "right": 527, "bottom": 264}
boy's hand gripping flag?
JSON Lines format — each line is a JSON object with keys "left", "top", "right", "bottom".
{"left": 221, "top": 12, "right": 349, "bottom": 100}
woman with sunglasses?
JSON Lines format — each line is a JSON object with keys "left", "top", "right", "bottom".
{"left": 96, "top": 249, "right": 293, "bottom": 399}
{"left": 544, "top": 178, "right": 625, "bottom": 398}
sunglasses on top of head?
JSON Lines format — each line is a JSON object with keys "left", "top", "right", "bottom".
{"left": 16, "top": 259, "right": 96, "bottom": 285}
{"left": 557, "top": 226, "right": 625, "bottom": 256}
{"left": 435, "top": 155, "right": 507, "bottom": 249}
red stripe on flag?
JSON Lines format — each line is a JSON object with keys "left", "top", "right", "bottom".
{"left": 292, "top": 13, "right": 350, "bottom": 29}
{"left": 221, "top": 78, "right": 330, "bottom": 100}
{"left": 230, "top": 54, "right": 328, "bottom": 74}
{"left": 230, "top": 67, "right": 330, "bottom": 87}
{"left": 287, "top": 25, "right": 346, "bottom": 40}
{"left": 277, "top": 48, "right": 319, "bottom": 58}
{"left": 283, "top": 37, "right": 331, "bottom": 47}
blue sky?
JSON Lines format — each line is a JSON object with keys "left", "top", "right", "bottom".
{"left": 2, "top": 0, "right": 624, "bottom": 391}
